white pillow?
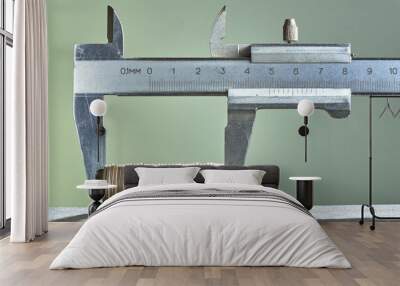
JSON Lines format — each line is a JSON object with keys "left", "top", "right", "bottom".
{"left": 135, "top": 167, "right": 200, "bottom": 186}
{"left": 200, "top": 169, "right": 266, "bottom": 185}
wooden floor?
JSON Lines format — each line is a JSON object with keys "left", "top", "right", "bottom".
{"left": 0, "top": 221, "right": 399, "bottom": 286}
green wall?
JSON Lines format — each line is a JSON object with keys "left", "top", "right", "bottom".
{"left": 47, "top": 0, "right": 400, "bottom": 207}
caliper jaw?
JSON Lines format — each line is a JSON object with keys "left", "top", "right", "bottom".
{"left": 75, "top": 6, "right": 123, "bottom": 60}
{"left": 225, "top": 109, "right": 256, "bottom": 165}
{"left": 74, "top": 95, "right": 105, "bottom": 179}
{"left": 209, "top": 6, "right": 250, "bottom": 58}
{"left": 225, "top": 89, "right": 351, "bottom": 165}
{"left": 74, "top": 6, "right": 124, "bottom": 179}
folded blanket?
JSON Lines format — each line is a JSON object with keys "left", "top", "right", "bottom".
{"left": 94, "top": 188, "right": 312, "bottom": 217}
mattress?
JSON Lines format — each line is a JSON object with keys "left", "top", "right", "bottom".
{"left": 50, "top": 183, "right": 350, "bottom": 269}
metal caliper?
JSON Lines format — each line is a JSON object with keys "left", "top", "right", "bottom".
{"left": 74, "top": 6, "right": 400, "bottom": 179}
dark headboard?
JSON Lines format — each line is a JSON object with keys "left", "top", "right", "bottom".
{"left": 123, "top": 164, "right": 280, "bottom": 189}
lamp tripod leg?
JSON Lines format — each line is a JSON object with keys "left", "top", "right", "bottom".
{"left": 359, "top": 204, "right": 365, "bottom": 225}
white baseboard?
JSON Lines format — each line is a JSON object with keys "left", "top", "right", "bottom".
{"left": 48, "top": 205, "right": 400, "bottom": 221}
{"left": 310, "top": 204, "right": 400, "bottom": 220}
{"left": 49, "top": 207, "right": 87, "bottom": 221}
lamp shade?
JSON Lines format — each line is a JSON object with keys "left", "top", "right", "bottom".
{"left": 297, "top": 99, "right": 314, "bottom": 117}
{"left": 89, "top": 99, "right": 107, "bottom": 117}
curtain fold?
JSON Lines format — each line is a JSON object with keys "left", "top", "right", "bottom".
{"left": 9, "top": 0, "right": 48, "bottom": 242}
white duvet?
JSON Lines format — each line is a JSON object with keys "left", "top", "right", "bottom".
{"left": 50, "top": 183, "right": 351, "bottom": 269}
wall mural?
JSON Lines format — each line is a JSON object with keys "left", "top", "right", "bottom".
{"left": 74, "top": 6, "right": 399, "bottom": 179}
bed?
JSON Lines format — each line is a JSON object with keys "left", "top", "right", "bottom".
{"left": 50, "top": 164, "right": 350, "bottom": 269}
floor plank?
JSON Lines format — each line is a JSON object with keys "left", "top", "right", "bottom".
{"left": 0, "top": 221, "right": 399, "bottom": 286}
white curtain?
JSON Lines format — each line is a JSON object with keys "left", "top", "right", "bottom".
{"left": 9, "top": 0, "right": 49, "bottom": 242}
